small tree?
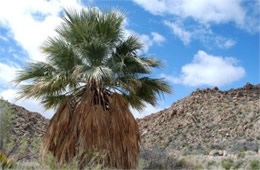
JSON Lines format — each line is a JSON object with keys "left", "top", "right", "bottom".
{"left": 0, "top": 99, "right": 16, "bottom": 169}
{"left": 0, "top": 99, "right": 14, "bottom": 152}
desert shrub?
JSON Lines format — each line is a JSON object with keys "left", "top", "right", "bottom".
{"left": 43, "top": 153, "right": 78, "bottom": 170}
{"left": 175, "top": 158, "right": 197, "bottom": 169}
{"left": 174, "top": 158, "right": 204, "bottom": 170}
{"left": 233, "top": 161, "right": 244, "bottom": 169}
{"left": 194, "top": 163, "right": 203, "bottom": 170}
{"left": 0, "top": 99, "right": 14, "bottom": 151}
{"left": 207, "top": 160, "right": 217, "bottom": 167}
{"left": 175, "top": 158, "right": 188, "bottom": 168}
{"left": 250, "top": 160, "right": 260, "bottom": 170}
{"left": 136, "top": 158, "right": 146, "bottom": 170}
{"left": 0, "top": 99, "right": 16, "bottom": 169}
{"left": 0, "top": 151, "right": 16, "bottom": 169}
{"left": 237, "top": 151, "right": 246, "bottom": 158}
{"left": 221, "top": 158, "right": 234, "bottom": 170}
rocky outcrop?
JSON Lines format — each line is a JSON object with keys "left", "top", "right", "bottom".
{"left": 0, "top": 101, "right": 48, "bottom": 161}
{"left": 137, "top": 83, "right": 260, "bottom": 168}
{"left": 9, "top": 103, "right": 48, "bottom": 139}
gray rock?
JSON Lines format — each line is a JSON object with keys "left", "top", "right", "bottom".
{"left": 245, "top": 141, "right": 259, "bottom": 152}
{"left": 212, "top": 141, "right": 226, "bottom": 150}
{"left": 209, "top": 150, "right": 227, "bottom": 156}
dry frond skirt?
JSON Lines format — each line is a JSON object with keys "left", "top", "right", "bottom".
{"left": 41, "top": 92, "right": 140, "bottom": 169}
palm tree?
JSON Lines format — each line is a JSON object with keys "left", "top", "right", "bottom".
{"left": 15, "top": 8, "right": 170, "bottom": 169}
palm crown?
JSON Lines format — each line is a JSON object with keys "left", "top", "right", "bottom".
{"left": 15, "top": 8, "right": 170, "bottom": 111}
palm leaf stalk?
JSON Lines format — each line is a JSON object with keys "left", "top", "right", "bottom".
{"left": 15, "top": 8, "right": 171, "bottom": 169}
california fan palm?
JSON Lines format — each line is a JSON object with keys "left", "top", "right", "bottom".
{"left": 15, "top": 8, "right": 170, "bottom": 169}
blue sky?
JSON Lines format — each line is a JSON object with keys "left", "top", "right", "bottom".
{"left": 0, "top": 0, "right": 259, "bottom": 118}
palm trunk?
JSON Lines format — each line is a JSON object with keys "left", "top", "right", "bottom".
{"left": 42, "top": 91, "right": 140, "bottom": 169}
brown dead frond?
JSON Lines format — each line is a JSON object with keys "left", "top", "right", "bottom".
{"left": 108, "top": 93, "right": 140, "bottom": 169}
{"left": 41, "top": 97, "right": 76, "bottom": 163}
{"left": 41, "top": 91, "right": 140, "bottom": 169}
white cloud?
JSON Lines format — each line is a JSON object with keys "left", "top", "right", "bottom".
{"left": 0, "top": 0, "right": 165, "bottom": 61}
{"left": 216, "top": 38, "right": 236, "bottom": 49}
{"left": 0, "top": 0, "right": 84, "bottom": 119}
{"left": 133, "top": 31, "right": 165, "bottom": 53}
{"left": 240, "top": 0, "right": 260, "bottom": 33}
{"left": 134, "top": 0, "right": 247, "bottom": 25}
{"left": 138, "top": 34, "right": 153, "bottom": 53}
{"left": 134, "top": 0, "right": 259, "bottom": 47}
{"left": 151, "top": 32, "right": 166, "bottom": 45}
{"left": 132, "top": 0, "right": 167, "bottom": 16}
{"left": 0, "top": 61, "right": 54, "bottom": 118}
{"left": 0, "top": 62, "right": 18, "bottom": 87}
{"left": 164, "top": 21, "right": 192, "bottom": 45}
{"left": 0, "top": 0, "right": 83, "bottom": 62}
{"left": 0, "top": 35, "right": 8, "bottom": 42}
{"left": 164, "top": 21, "right": 236, "bottom": 48}
{"left": 162, "top": 50, "right": 245, "bottom": 87}
{"left": 0, "top": 88, "right": 54, "bottom": 118}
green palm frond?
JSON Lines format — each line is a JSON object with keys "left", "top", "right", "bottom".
{"left": 15, "top": 7, "right": 171, "bottom": 110}
{"left": 42, "top": 37, "right": 81, "bottom": 70}
{"left": 124, "top": 77, "right": 171, "bottom": 110}
{"left": 116, "top": 76, "right": 142, "bottom": 94}
{"left": 115, "top": 36, "right": 142, "bottom": 55}
{"left": 14, "top": 62, "right": 56, "bottom": 83}
{"left": 41, "top": 94, "right": 69, "bottom": 109}
{"left": 107, "top": 36, "right": 161, "bottom": 75}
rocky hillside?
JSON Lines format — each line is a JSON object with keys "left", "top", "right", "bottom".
{"left": 0, "top": 100, "right": 48, "bottom": 161}
{"left": 138, "top": 82, "right": 260, "bottom": 168}
{"left": 8, "top": 102, "right": 48, "bottom": 140}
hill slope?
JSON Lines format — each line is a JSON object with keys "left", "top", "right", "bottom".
{"left": 138, "top": 83, "right": 260, "bottom": 168}
{"left": 0, "top": 100, "right": 48, "bottom": 161}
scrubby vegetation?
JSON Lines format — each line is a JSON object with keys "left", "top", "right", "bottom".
{"left": 0, "top": 99, "right": 14, "bottom": 151}
{"left": 0, "top": 99, "right": 16, "bottom": 169}
{"left": 221, "top": 158, "right": 234, "bottom": 170}
{"left": 250, "top": 160, "right": 260, "bottom": 170}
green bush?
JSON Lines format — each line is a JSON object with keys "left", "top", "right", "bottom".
{"left": 194, "top": 163, "right": 203, "bottom": 170}
{"left": 0, "top": 99, "right": 16, "bottom": 169}
{"left": 0, "top": 99, "right": 14, "bottom": 150}
{"left": 233, "top": 161, "right": 243, "bottom": 169}
{"left": 0, "top": 151, "right": 16, "bottom": 169}
{"left": 250, "top": 160, "right": 260, "bottom": 170}
{"left": 175, "top": 158, "right": 199, "bottom": 169}
{"left": 221, "top": 158, "right": 234, "bottom": 170}
{"left": 237, "top": 151, "right": 246, "bottom": 158}
{"left": 175, "top": 158, "right": 189, "bottom": 168}
{"left": 207, "top": 160, "right": 217, "bottom": 167}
